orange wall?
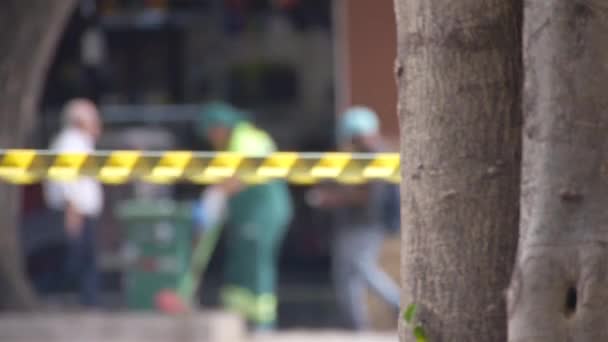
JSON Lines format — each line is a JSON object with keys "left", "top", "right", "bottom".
{"left": 335, "top": 0, "right": 398, "bottom": 137}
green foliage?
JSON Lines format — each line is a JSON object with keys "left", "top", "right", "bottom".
{"left": 413, "top": 326, "right": 428, "bottom": 342}
{"left": 403, "top": 304, "right": 417, "bottom": 323}
{"left": 402, "top": 304, "right": 428, "bottom": 342}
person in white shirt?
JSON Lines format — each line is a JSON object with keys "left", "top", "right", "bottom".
{"left": 43, "top": 98, "right": 103, "bottom": 307}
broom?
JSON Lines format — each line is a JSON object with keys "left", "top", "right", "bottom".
{"left": 155, "top": 187, "right": 227, "bottom": 314}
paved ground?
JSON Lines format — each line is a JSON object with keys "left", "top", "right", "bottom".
{"left": 0, "top": 312, "right": 397, "bottom": 342}
{"left": 249, "top": 331, "right": 397, "bottom": 342}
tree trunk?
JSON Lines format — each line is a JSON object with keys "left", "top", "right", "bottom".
{"left": 508, "top": 1, "right": 608, "bottom": 341}
{"left": 394, "top": 1, "right": 522, "bottom": 340}
{"left": 0, "top": 0, "right": 76, "bottom": 310}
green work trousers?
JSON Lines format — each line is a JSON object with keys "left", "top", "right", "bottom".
{"left": 220, "top": 181, "right": 292, "bottom": 326}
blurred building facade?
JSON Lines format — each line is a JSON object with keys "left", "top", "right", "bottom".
{"left": 334, "top": 0, "right": 398, "bottom": 140}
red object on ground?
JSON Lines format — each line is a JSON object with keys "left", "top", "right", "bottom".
{"left": 155, "top": 289, "right": 188, "bottom": 314}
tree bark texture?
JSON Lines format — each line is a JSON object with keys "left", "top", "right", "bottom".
{"left": 394, "top": 1, "right": 522, "bottom": 341}
{"left": 0, "top": 0, "right": 76, "bottom": 310}
{"left": 508, "top": 1, "right": 608, "bottom": 341}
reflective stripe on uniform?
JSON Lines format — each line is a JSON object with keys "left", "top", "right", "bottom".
{"left": 220, "top": 285, "right": 278, "bottom": 323}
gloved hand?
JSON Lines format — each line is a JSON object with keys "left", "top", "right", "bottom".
{"left": 305, "top": 188, "right": 323, "bottom": 208}
{"left": 192, "top": 186, "right": 228, "bottom": 234}
{"left": 192, "top": 201, "right": 207, "bottom": 230}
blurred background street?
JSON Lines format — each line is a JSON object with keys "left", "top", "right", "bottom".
{"left": 4, "top": 0, "right": 401, "bottom": 339}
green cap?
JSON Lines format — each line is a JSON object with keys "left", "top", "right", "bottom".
{"left": 338, "top": 106, "right": 380, "bottom": 142}
{"left": 197, "top": 102, "right": 246, "bottom": 137}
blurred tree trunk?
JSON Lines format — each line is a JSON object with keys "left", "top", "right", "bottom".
{"left": 0, "top": 0, "right": 76, "bottom": 310}
{"left": 508, "top": 2, "right": 608, "bottom": 341}
{"left": 394, "top": 0, "right": 522, "bottom": 340}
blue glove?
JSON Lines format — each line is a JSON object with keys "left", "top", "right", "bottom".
{"left": 192, "top": 202, "right": 209, "bottom": 233}
{"left": 192, "top": 187, "right": 228, "bottom": 235}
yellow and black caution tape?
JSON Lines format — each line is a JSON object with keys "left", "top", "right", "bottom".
{"left": 0, "top": 150, "right": 400, "bottom": 185}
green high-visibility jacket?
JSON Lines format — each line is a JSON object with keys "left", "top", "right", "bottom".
{"left": 226, "top": 122, "right": 293, "bottom": 227}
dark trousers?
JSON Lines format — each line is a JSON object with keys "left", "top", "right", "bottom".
{"left": 64, "top": 216, "right": 100, "bottom": 307}
{"left": 35, "top": 210, "right": 100, "bottom": 307}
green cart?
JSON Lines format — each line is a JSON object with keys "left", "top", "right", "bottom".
{"left": 116, "top": 199, "right": 193, "bottom": 310}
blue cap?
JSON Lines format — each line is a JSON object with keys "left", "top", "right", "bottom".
{"left": 338, "top": 106, "right": 380, "bottom": 142}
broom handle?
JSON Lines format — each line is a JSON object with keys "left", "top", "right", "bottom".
{"left": 177, "top": 222, "right": 224, "bottom": 303}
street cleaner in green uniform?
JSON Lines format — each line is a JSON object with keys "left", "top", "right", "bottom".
{"left": 196, "top": 102, "right": 293, "bottom": 332}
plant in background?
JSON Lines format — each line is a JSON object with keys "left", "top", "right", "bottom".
{"left": 403, "top": 304, "right": 427, "bottom": 342}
